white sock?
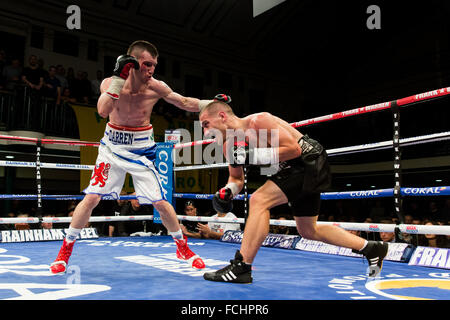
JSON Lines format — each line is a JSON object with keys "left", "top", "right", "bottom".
{"left": 359, "top": 240, "right": 368, "bottom": 251}
{"left": 169, "top": 229, "right": 184, "bottom": 241}
{"left": 65, "top": 227, "right": 81, "bottom": 243}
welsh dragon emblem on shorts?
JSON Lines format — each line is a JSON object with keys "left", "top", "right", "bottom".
{"left": 91, "top": 162, "right": 111, "bottom": 187}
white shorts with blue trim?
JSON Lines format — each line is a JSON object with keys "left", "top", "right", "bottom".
{"left": 83, "top": 122, "right": 167, "bottom": 204}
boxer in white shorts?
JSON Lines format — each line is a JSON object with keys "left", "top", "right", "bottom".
{"left": 50, "top": 40, "right": 217, "bottom": 274}
{"left": 84, "top": 123, "right": 164, "bottom": 204}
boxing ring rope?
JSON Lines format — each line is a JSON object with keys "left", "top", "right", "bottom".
{"left": 2, "top": 130, "right": 450, "bottom": 172}
{"left": 1, "top": 86, "right": 450, "bottom": 236}
{"left": 1, "top": 213, "right": 449, "bottom": 235}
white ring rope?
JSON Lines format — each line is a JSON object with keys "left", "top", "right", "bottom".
{"left": 1, "top": 215, "right": 449, "bottom": 235}
{"left": 3, "top": 130, "right": 445, "bottom": 172}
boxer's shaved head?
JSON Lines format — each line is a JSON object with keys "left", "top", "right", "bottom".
{"left": 127, "top": 40, "right": 159, "bottom": 59}
{"left": 199, "top": 101, "right": 235, "bottom": 117}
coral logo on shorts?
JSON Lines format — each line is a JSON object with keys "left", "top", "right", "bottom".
{"left": 91, "top": 162, "right": 111, "bottom": 187}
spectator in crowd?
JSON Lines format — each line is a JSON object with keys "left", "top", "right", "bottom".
{"left": 14, "top": 213, "right": 30, "bottom": 230}
{"left": 360, "top": 217, "right": 379, "bottom": 241}
{"left": 379, "top": 219, "right": 396, "bottom": 242}
{"left": 44, "top": 65, "right": 61, "bottom": 104}
{"left": 66, "top": 67, "right": 75, "bottom": 91}
{"left": 180, "top": 201, "right": 204, "bottom": 239}
{"left": 60, "top": 87, "right": 77, "bottom": 103}
{"left": 67, "top": 201, "right": 77, "bottom": 217}
{"left": 2, "top": 58, "right": 22, "bottom": 91}
{"left": 37, "top": 57, "right": 49, "bottom": 79}
{"left": 108, "top": 190, "right": 129, "bottom": 237}
{"left": 71, "top": 71, "right": 92, "bottom": 103}
{"left": 400, "top": 214, "right": 414, "bottom": 243}
{"left": 55, "top": 65, "right": 69, "bottom": 91}
{"left": 197, "top": 208, "right": 240, "bottom": 239}
{"left": 22, "top": 55, "right": 44, "bottom": 92}
{"left": 122, "top": 192, "right": 153, "bottom": 235}
{"left": 91, "top": 70, "right": 103, "bottom": 99}
{"left": 421, "top": 220, "right": 449, "bottom": 248}
{"left": 403, "top": 214, "right": 413, "bottom": 224}
{"left": 269, "top": 215, "right": 295, "bottom": 235}
{"left": 42, "top": 214, "right": 54, "bottom": 229}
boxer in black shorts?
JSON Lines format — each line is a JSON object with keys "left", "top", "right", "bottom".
{"left": 199, "top": 100, "right": 389, "bottom": 283}
{"left": 269, "top": 135, "right": 331, "bottom": 217}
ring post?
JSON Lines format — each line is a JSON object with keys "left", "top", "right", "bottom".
{"left": 243, "top": 166, "right": 249, "bottom": 227}
{"left": 155, "top": 142, "right": 175, "bottom": 224}
{"left": 391, "top": 103, "right": 405, "bottom": 224}
{"left": 36, "top": 138, "right": 43, "bottom": 226}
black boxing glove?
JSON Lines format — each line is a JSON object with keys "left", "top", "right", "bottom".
{"left": 298, "top": 135, "right": 323, "bottom": 164}
{"left": 106, "top": 55, "right": 140, "bottom": 99}
{"left": 212, "top": 183, "right": 239, "bottom": 213}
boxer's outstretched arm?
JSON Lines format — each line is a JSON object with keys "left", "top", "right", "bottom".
{"left": 97, "top": 78, "right": 114, "bottom": 118}
{"left": 155, "top": 79, "right": 210, "bottom": 112}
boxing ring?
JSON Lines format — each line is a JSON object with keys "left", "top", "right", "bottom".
{"left": 0, "top": 87, "right": 450, "bottom": 301}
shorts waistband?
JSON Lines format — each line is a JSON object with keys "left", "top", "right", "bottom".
{"left": 107, "top": 122, "right": 153, "bottom": 131}
{"left": 104, "top": 122, "right": 154, "bottom": 146}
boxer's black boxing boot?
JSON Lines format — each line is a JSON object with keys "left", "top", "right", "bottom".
{"left": 353, "top": 241, "right": 389, "bottom": 278}
{"left": 203, "top": 250, "right": 252, "bottom": 283}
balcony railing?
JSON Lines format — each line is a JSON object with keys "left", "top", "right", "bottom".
{"left": 0, "top": 85, "right": 79, "bottom": 138}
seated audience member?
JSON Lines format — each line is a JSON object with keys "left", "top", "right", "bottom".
{"left": 108, "top": 190, "right": 128, "bottom": 237}
{"left": 270, "top": 215, "right": 295, "bottom": 235}
{"left": 42, "top": 214, "right": 54, "bottom": 229}
{"left": 124, "top": 192, "right": 152, "bottom": 235}
{"left": 14, "top": 213, "right": 31, "bottom": 230}
{"left": 198, "top": 209, "right": 241, "bottom": 239}
{"left": 421, "top": 220, "right": 449, "bottom": 248}
{"left": 180, "top": 201, "right": 203, "bottom": 239}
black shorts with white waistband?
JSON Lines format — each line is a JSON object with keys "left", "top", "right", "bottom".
{"left": 268, "top": 150, "right": 332, "bottom": 217}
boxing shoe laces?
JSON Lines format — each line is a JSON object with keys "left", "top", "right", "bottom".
{"left": 175, "top": 235, "right": 205, "bottom": 269}
{"left": 353, "top": 241, "right": 389, "bottom": 278}
{"left": 49, "top": 238, "right": 75, "bottom": 274}
{"left": 203, "top": 250, "right": 252, "bottom": 284}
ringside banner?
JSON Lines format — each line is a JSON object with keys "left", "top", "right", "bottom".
{"left": 0, "top": 228, "right": 99, "bottom": 243}
{"left": 408, "top": 247, "right": 450, "bottom": 269}
{"left": 221, "top": 230, "right": 300, "bottom": 249}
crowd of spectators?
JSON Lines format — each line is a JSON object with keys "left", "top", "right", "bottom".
{"left": 0, "top": 51, "right": 102, "bottom": 105}
{"left": 0, "top": 50, "right": 197, "bottom": 129}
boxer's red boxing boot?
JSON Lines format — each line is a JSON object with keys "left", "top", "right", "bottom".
{"left": 49, "top": 238, "right": 75, "bottom": 274}
{"left": 175, "top": 235, "right": 205, "bottom": 269}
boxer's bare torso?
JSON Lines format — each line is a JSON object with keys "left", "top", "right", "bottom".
{"left": 99, "top": 76, "right": 170, "bottom": 127}
{"left": 219, "top": 112, "right": 304, "bottom": 164}
{"left": 97, "top": 49, "right": 200, "bottom": 128}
